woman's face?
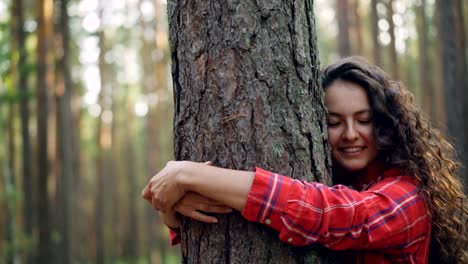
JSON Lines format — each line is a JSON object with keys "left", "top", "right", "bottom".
{"left": 325, "top": 80, "right": 378, "bottom": 172}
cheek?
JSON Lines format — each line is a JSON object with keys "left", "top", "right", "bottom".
{"left": 327, "top": 129, "right": 341, "bottom": 149}
{"left": 361, "top": 127, "right": 375, "bottom": 143}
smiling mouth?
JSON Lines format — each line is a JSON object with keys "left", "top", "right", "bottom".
{"left": 340, "top": 147, "right": 365, "bottom": 153}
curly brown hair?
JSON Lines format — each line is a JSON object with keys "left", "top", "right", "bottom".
{"left": 321, "top": 56, "right": 467, "bottom": 263}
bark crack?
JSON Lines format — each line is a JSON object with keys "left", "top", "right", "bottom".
{"left": 306, "top": 132, "right": 319, "bottom": 181}
{"left": 225, "top": 215, "right": 231, "bottom": 264}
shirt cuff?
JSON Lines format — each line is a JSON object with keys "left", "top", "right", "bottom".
{"left": 168, "top": 226, "right": 181, "bottom": 245}
{"left": 241, "top": 167, "right": 292, "bottom": 233}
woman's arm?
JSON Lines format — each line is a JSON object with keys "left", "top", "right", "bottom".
{"left": 179, "top": 162, "right": 255, "bottom": 211}
{"left": 143, "top": 162, "right": 429, "bottom": 251}
{"left": 241, "top": 168, "right": 430, "bottom": 251}
{"left": 158, "top": 192, "right": 233, "bottom": 245}
{"left": 142, "top": 161, "right": 254, "bottom": 212}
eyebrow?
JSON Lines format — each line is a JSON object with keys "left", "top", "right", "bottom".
{"left": 327, "top": 109, "right": 371, "bottom": 117}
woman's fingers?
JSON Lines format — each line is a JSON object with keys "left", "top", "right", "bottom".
{"left": 198, "top": 203, "right": 232, "bottom": 213}
{"left": 186, "top": 210, "right": 218, "bottom": 224}
{"left": 151, "top": 197, "right": 161, "bottom": 212}
{"left": 143, "top": 161, "right": 188, "bottom": 212}
{"left": 141, "top": 183, "right": 152, "bottom": 201}
{"left": 181, "top": 192, "right": 233, "bottom": 212}
{"left": 203, "top": 161, "right": 213, "bottom": 166}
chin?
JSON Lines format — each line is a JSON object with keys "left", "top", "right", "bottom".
{"left": 338, "top": 162, "right": 367, "bottom": 172}
{"left": 343, "top": 166, "right": 365, "bottom": 172}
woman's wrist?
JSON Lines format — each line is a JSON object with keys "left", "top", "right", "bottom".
{"left": 161, "top": 210, "right": 180, "bottom": 229}
{"left": 176, "top": 161, "right": 193, "bottom": 192}
{"left": 175, "top": 161, "right": 254, "bottom": 211}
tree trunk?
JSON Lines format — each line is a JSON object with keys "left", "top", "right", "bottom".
{"left": 455, "top": 0, "right": 468, "bottom": 189}
{"left": 371, "top": 0, "right": 383, "bottom": 66}
{"left": 2, "top": 123, "right": 19, "bottom": 264}
{"left": 417, "top": 0, "right": 435, "bottom": 119}
{"left": 13, "top": 1, "right": 34, "bottom": 262}
{"left": 351, "top": 0, "right": 364, "bottom": 56}
{"left": 122, "top": 102, "right": 139, "bottom": 259}
{"left": 95, "top": 28, "right": 107, "bottom": 264}
{"left": 387, "top": 0, "right": 398, "bottom": 79}
{"left": 432, "top": 1, "right": 445, "bottom": 130}
{"left": 169, "top": 0, "right": 335, "bottom": 262}
{"left": 36, "top": 0, "right": 54, "bottom": 262}
{"left": 0, "top": 80, "right": 19, "bottom": 264}
{"left": 436, "top": 0, "right": 467, "bottom": 184}
{"left": 140, "top": 0, "right": 170, "bottom": 261}
{"left": 336, "top": 0, "right": 351, "bottom": 57}
{"left": 453, "top": 0, "right": 467, "bottom": 189}
{"left": 55, "top": 0, "right": 75, "bottom": 262}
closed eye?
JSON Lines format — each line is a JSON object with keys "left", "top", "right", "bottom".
{"left": 327, "top": 121, "right": 341, "bottom": 127}
{"left": 358, "top": 119, "right": 372, "bottom": 125}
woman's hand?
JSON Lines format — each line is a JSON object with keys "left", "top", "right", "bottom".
{"left": 142, "top": 160, "right": 254, "bottom": 213}
{"left": 174, "top": 192, "right": 232, "bottom": 223}
{"left": 141, "top": 161, "right": 188, "bottom": 212}
{"left": 152, "top": 192, "right": 232, "bottom": 227}
{"left": 160, "top": 209, "right": 181, "bottom": 229}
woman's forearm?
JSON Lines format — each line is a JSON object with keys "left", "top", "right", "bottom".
{"left": 178, "top": 162, "right": 255, "bottom": 211}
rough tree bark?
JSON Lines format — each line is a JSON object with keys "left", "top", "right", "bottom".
{"left": 169, "top": 0, "right": 336, "bottom": 262}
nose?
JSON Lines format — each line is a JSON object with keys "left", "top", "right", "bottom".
{"left": 342, "top": 123, "right": 358, "bottom": 141}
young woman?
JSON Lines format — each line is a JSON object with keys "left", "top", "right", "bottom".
{"left": 142, "top": 57, "right": 467, "bottom": 263}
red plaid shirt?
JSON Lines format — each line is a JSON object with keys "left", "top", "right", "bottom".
{"left": 169, "top": 167, "right": 431, "bottom": 263}
{"left": 241, "top": 167, "right": 431, "bottom": 263}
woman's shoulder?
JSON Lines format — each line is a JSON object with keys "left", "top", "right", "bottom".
{"left": 366, "top": 167, "right": 422, "bottom": 199}
{"left": 365, "top": 167, "right": 430, "bottom": 227}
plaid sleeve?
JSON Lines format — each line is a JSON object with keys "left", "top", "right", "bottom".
{"left": 168, "top": 226, "right": 181, "bottom": 246}
{"left": 241, "top": 168, "right": 430, "bottom": 253}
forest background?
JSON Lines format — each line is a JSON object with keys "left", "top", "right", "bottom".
{"left": 0, "top": 0, "right": 466, "bottom": 263}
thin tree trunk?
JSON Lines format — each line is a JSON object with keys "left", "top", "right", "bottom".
{"left": 95, "top": 2, "right": 116, "bottom": 261}
{"left": 70, "top": 91, "right": 84, "bottom": 262}
{"left": 12, "top": 2, "right": 34, "bottom": 262}
{"left": 0, "top": 78, "right": 19, "bottom": 264}
{"left": 95, "top": 27, "right": 106, "bottom": 264}
{"left": 170, "top": 0, "right": 336, "bottom": 262}
{"left": 454, "top": 0, "right": 467, "bottom": 188}
{"left": 352, "top": 0, "right": 364, "bottom": 55}
{"left": 417, "top": 0, "right": 435, "bottom": 119}
{"left": 371, "top": 0, "right": 383, "bottom": 66}
{"left": 55, "top": 0, "right": 75, "bottom": 262}
{"left": 387, "top": 0, "right": 398, "bottom": 79}
{"left": 6, "top": 32, "right": 18, "bottom": 257}
{"left": 436, "top": 0, "right": 467, "bottom": 184}
{"left": 7, "top": 6, "right": 18, "bottom": 264}
{"left": 122, "top": 102, "right": 139, "bottom": 259}
{"left": 36, "top": 0, "right": 54, "bottom": 262}
{"left": 336, "top": 0, "right": 351, "bottom": 57}
{"left": 432, "top": 1, "right": 445, "bottom": 130}
{"left": 142, "top": 42, "right": 162, "bottom": 264}
{"left": 141, "top": 0, "right": 173, "bottom": 261}
{"left": 2, "top": 131, "right": 19, "bottom": 264}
